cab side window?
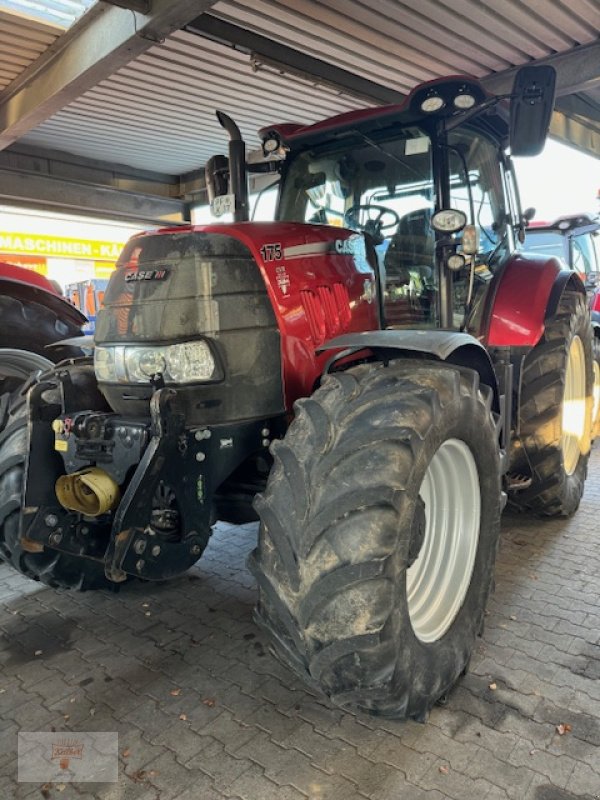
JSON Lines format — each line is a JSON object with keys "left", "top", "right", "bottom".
{"left": 571, "top": 234, "right": 597, "bottom": 275}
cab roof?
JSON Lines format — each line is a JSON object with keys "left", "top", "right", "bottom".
{"left": 259, "top": 75, "right": 508, "bottom": 150}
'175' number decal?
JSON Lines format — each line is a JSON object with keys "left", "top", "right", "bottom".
{"left": 260, "top": 243, "right": 282, "bottom": 261}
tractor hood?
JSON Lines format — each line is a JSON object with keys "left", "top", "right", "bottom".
{"left": 95, "top": 222, "right": 379, "bottom": 422}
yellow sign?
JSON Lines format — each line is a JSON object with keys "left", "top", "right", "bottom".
{"left": 0, "top": 233, "right": 126, "bottom": 262}
{"left": 94, "top": 261, "right": 116, "bottom": 279}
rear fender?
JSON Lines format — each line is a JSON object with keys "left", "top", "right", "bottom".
{"left": 484, "top": 255, "right": 583, "bottom": 348}
{"left": 318, "top": 330, "right": 500, "bottom": 413}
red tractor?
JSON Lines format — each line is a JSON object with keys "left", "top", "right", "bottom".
{"left": 0, "top": 66, "right": 593, "bottom": 720}
{"left": 0, "top": 262, "right": 85, "bottom": 400}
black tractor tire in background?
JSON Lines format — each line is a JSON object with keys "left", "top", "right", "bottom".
{"left": 510, "top": 289, "right": 593, "bottom": 517}
{"left": 0, "top": 366, "right": 114, "bottom": 591}
{"left": 0, "top": 293, "right": 84, "bottom": 397}
{"left": 250, "top": 360, "right": 502, "bottom": 719}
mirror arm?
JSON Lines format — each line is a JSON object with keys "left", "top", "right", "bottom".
{"left": 444, "top": 94, "right": 512, "bottom": 133}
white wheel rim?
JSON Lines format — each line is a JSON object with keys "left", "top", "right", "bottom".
{"left": 561, "top": 336, "right": 587, "bottom": 476}
{"left": 0, "top": 349, "right": 53, "bottom": 381}
{"left": 406, "top": 438, "right": 480, "bottom": 643}
{"left": 592, "top": 360, "right": 600, "bottom": 431}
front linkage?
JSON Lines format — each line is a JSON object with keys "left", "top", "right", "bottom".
{"left": 20, "top": 365, "right": 278, "bottom": 583}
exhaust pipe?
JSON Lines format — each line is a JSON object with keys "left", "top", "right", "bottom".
{"left": 216, "top": 111, "right": 249, "bottom": 223}
{"left": 56, "top": 467, "right": 120, "bottom": 516}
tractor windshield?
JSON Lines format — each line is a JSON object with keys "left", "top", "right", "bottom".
{"left": 278, "top": 128, "right": 438, "bottom": 327}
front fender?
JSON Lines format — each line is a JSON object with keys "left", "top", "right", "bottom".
{"left": 0, "top": 277, "right": 87, "bottom": 329}
{"left": 484, "top": 254, "right": 583, "bottom": 348}
{"left": 318, "top": 329, "right": 499, "bottom": 411}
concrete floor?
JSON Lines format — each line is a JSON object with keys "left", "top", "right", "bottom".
{"left": 1, "top": 447, "right": 599, "bottom": 800}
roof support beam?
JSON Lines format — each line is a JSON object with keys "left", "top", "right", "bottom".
{"left": 0, "top": 142, "right": 179, "bottom": 197}
{"left": 482, "top": 41, "right": 600, "bottom": 97}
{"left": 550, "top": 111, "right": 600, "bottom": 159}
{"left": 184, "top": 14, "right": 406, "bottom": 106}
{"left": 0, "top": 0, "right": 218, "bottom": 151}
{"left": 0, "top": 168, "right": 186, "bottom": 223}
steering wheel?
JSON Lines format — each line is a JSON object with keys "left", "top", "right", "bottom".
{"left": 344, "top": 204, "right": 401, "bottom": 243}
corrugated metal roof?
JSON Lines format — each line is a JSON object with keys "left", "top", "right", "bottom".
{"left": 10, "top": 0, "right": 600, "bottom": 173}
{"left": 0, "top": 10, "right": 59, "bottom": 92}
{"left": 212, "top": 0, "right": 599, "bottom": 89}
{"left": 0, "top": 1, "right": 96, "bottom": 29}
{"left": 0, "top": 1, "right": 96, "bottom": 92}
{"left": 18, "top": 29, "right": 371, "bottom": 173}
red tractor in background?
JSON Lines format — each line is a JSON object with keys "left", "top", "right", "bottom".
{"left": 0, "top": 262, "right": 85, "bottom": 401}
{"left": 0, "top": 66, "right": 593, "bottom": 720}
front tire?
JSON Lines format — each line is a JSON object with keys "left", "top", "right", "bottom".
{"left": 0, "top": 368, "right": 114, "bottom": 590}
{"left": 510, "top": 289, "right": 593, "bottom": 516}
{"left": 250, "top": 360, "right": 502, "bottom": 719}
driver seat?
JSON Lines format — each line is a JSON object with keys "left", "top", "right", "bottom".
{"left": 384, "top": 208, "right": 434, "bottom": 281}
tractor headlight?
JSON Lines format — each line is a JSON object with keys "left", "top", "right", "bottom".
{"left": 125, "top": 348, "right": 168, "bottom": 383}
{"left": 165, "top": 342, "right": 216, "bottom": 383}
{"left": 94, "top": 346, "right": 116, "bottom": 382}
{"left": 94, "top": 341, "right": 217, "bottom": 385}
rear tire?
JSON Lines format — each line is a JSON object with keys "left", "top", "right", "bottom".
{"left": 0, "top": 368, "right": 114, "bottom": 591}
{"left": 592, "top": 337, "right": 600, "bottom": 440}
{"left": 510, "top": 290, "right": 593, "bottom": 516}
{"left": 250, "top": 360, "right": 502, "bottom": 719}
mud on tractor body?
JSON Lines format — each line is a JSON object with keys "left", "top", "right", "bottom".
{"left": 0, "top": 66, "right": 594, "bottom": 719}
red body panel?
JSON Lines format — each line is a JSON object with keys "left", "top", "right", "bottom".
{"left": 206, "top": 222, "right": 379, "bottom": 408}
{"left": 590, "top": 291, "right": 600, "bottom": 313}
{"left": 0, "top": 261, "right": 60, "bottom": 295}
{"left": 484, "top": 254, "right": 563, "bottom": 347}
{"left": 134, "top": 222, "right": 380, "bottom": 409}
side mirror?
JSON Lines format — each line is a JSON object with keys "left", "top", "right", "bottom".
{"left": 205, "top": 154, "right": 229, "bottom": 202}
{"left": 510, "top": 66, "right": 556, "bottom": 157}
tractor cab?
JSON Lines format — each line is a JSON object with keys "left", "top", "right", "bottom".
{"left": 273, "top": 116, "right": 513, "bottom": 331}
{"left": 208, "top": 67, "right": 555, "bottom": 335}
{"left": 524, "top": 212, "right": 600, "bottom": 287}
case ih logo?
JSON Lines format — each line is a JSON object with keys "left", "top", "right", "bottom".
{"left": 125, "top": 268, "right": 170, "bottom": 282}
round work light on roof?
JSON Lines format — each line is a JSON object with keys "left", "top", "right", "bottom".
{"left": 454, "top": 93, "right": 476, "bottom": 109}
{"left": 420, "top": 94, "right": 445, "bottom": 113}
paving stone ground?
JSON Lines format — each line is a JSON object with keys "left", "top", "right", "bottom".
{"left": 1, "top": 446, "right": 599, "bottom": 800}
